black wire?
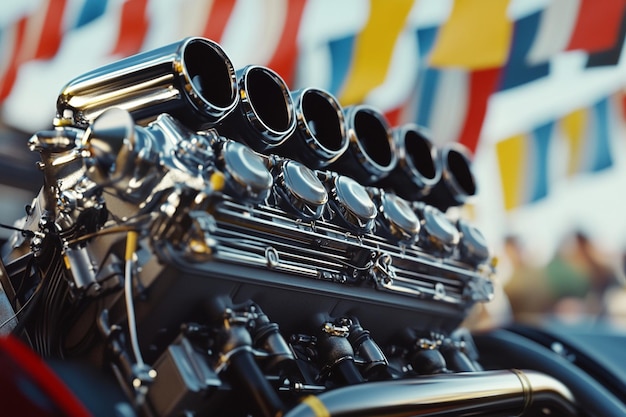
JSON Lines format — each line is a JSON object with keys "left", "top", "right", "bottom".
{"left": 0, "top": 222, "right": 35, "bottom": 237}
{"left": 40, "top": 250, "right": 66, "bottom": 358}
{"left": 60, "top": 298, "right": 99, "bottom": 357}
{"left": 13, "top": 254, "right": 36, "bottom": 303}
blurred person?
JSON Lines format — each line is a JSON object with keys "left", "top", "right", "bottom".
{"left": 502, "top": 235, "right": 553, "bottom": 324}
{"left": 599, "top": 250, "right": 626, "bottom": 328}
{"left": 544, "top": 230, "right": 620, "bottom": 322}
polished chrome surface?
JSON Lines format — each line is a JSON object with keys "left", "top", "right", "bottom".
{"left": 56, "top": 37, "right": 238, "bottom": 128}
{"left": 458, "top": 219, "right": 490, "bottom": 266}
{"left": 218, "top": 65, "right": 296, "bottom": 152}
{"left": 419, "top": 204, "right": 461, "bottom": 250}
{"left": 281, "top": 161, "right": 328, "bottom": 206}
{"left": 423, "top": 142, "right": 477, "bottom": 211}
{"left": 220, "top": 140, "right": 273, "bottom": 201}
{"left": 285, "top": 87, "right": 348, "bottom": 168}
{"left": 331, "top": 175, "right": 377, "bottom": 233}
{"left": 276, "top": 160, "right": 328, "bottom": 220}
{"left": 380, "top": 192, "right": 420, "bottom": 241}
{"left": 0, "top": 36, "right": 531, "bottom": 417}
{"left": 283, "top": 369, "right": 578, "bottom": 417}
{"left": 331, "top": 105, "right": 397, "bottom": 184}
{"left": 383, "top": 124, "right": 441, "bottom": 200}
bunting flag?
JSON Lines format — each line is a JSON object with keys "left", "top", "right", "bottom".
{"left": 414, "top": 65, "right": 500, "bottom": 151}
{"left": 560, "top": 98, "right": 614, "bottom": 175}
{"left": 457, "top": 67, "right": 502, "bottom": 152}
{"left": 561, "top": 108, "right": 589, "bottom": 176}
{"left": 265, "top": 0, "right": 308, "bottom": 85}
{"left": 496, "top": 121, "right": 554, "bottom": 211}
{"left": 74, "top": 0, "right": 108, "bottom": 29}
{"left": 0, "top": 18, "right": 26, "bottom": 101}
{"left": 428, "top": 0, "right": 513, "bottom": 69}
{"left": 221, "top": 0, "right": 291, "bottom": 67}
{"left": 413, "top": 66, "right": 502, "bottom": 154}
{"left": 173, "top": 0, "right": 233, "bottom": 42}
{"left": 338, "top": 0, "right": 414, "bottom": 105}
{"left": 0, "top": 0, "right": 626, "bottom": 164}
{"left": 497, "top": 94, "right": 617, "bottom": 211}
{"left": 498, "top": 10, "right": 550, "bottom": 91}
{"left": 586, "top": 7, "right": 626, "bottom": 67}
{"left": 413, "top": 26, "right": 440, "bottom": 128}
{"left": 526, "top": 0, "right": 580, "bottom": 65}
{"left": 327, "top": 35, "right": 356, "bottom": 97}
{"left": 111, "top": 0, "right": 149, "bottom": 56}
{"left": 565, "top": 0, "right": 626, "bottom": 53}
{"left": 413, "top": 25, "right": 499, "bottom": 150}
{"left": 618, "top": 89, "right": 626, "bottom": 121}
{"left": 202, "top": 0, "right": 237, "bottom": 42}
{"left": 0, "top": 0, "right": 68, "bottom": 100}
{"left": 496, "top": 133, "right": 528, "bottom": 211}
{"left": 590, "top": 97, "right": 614, "bottom": 172}
{"left": 416, "top": 68, "right": 469, "bottom": 144}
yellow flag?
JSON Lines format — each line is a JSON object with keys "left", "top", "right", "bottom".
{"left": 496, "top": 134, "right": 526, "bottom": 211}
{"left": 429, "top": 0, "right": 513, "bottom": 69}
{"left": 561, "top": 108, "right": 587, "bottom": 176}
{"left": 339, "top": 0, "right": 414, "bottom": 105}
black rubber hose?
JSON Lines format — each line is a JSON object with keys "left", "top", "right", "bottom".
{"left": 474, "top": 328, "right": 626, "bottom": 417}
{"left": 226, "top": 349, "right": 285, "bottom": 417}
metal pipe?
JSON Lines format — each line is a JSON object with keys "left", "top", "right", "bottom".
{"left": 421, "top": 143, "right": 476, "bottom": 211}
{"left": 56, "top": 37, "right": 238, "bottom": 129}
{"left": 379, "top": 124, "right": 441, "bottom": 201}
{"left": 278, "top": 87, "right": 348, "bottom": 169}
{"left": 328, "top": 105, "right": 397, "bottom": 185}
{"left": 476, "top": 329, "right": 626, "bottom": 417}
{"left": 283, "top": 369, "right": 578, "bottom": 417}
{"left": 217, "top": 65, "right": 296, "bottom": 152}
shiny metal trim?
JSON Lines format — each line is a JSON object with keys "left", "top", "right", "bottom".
{"left": 283, "top": 369, "right": 578, "bottom": 417}
{"left": 288, "top": 87, "right": 348, "bottom": 168}
{"left": 56, "top": 37, "right": 238, "bottom": 128}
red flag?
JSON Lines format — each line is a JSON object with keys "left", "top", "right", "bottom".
{"left": 111, "top": 0, "right": 150, "bottom": 56}
{"left": 203, "top": 0, "right": 238, "bottom": 43}
{"left": 266, "top": 0, "right": 308, "bottom": 85}
{"left": 457, "top": 68, "right": 501, "bottom": 152}
{"left": 566, "top": 0, "right": 626, "bottom": 53}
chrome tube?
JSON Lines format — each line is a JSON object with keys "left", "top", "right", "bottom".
{"left": 421, "top": 143, "right": 477, "bottom": 211}
{"left": 56, "top": 37, "right": 238, "bottom": 128}
{"left": 329, "top": 105, "right": 397, "bottom": 185}
{"left": 217, "top": 65, "right": 296, "bottom": 152}
{"left": 284, "top": 370, "right": 578, "bottom": 417}
{"left": 379, "top": 124, "right": 441, "bottom": 200}
{"left": 278, "top": 87, "right": 348, "bottom": 168}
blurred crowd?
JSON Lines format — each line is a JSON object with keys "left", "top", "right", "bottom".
{"left": 497, "top": 230, "right": 626, "bottom": 329}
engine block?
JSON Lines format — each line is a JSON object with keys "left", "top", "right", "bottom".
{"left": 0, "top": 37, "right": 581, "bottom": 417}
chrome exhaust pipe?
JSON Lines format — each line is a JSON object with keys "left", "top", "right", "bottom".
{"left": 277, "top": 87, "right": 348, "bottom": 169}
{"left": 216, "top": 65, "right": 296, "bottom": 152}
{"left": 379, "top": 124, "right": 441, "bottom": 200}
{"left": 422, "top": 143, "right": 477, "bottom": 211}
{"left": 329, "top": 105, "right": 397, "bottom": 185}
{"left": 56, "top": 37, "right": 238, "bottom": 128}
{"left": 284, "top": 369, "right": 578, "bottom": 417}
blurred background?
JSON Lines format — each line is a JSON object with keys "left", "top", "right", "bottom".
{"left": 1, "top": 0, "right": 626, "bottom": 327}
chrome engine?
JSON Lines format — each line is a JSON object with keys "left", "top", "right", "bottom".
{"left": 0, "top": 37, "right": 587, "bottom": 416}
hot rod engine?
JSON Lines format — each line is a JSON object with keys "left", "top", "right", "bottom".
{"left": 0, "top": 37, "right": 588, "bottom": 417}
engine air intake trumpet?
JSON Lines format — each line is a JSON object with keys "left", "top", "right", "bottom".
{"left": 422, "top": 143, "right": 477, "bottom": 212}
{"left": 218, "top": 65, "right": 296, "bottom": 152}
{"left": 329, "top": 105, "right": 397, "bottom": 185}
{"left": 379, "top": 124, "right": 441, "bottom": 200}
{"left": 56, "top": 37, "right": 238, "bottom": 128}
{"left": 278, "top": 87, "right": 348, "bottom": 169}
